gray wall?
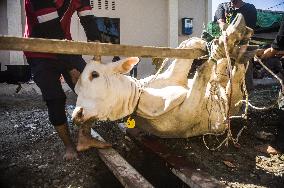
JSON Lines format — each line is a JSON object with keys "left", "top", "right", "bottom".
{"left": 71, "top": 0, "right": 169, "bottom": 78}
{"left": 0, "top": 0, "right": 25, "bottom": 71}
{"left": 0, "top": 0, "right": 9, "bottom": 71}
{"left": 71, "top": 0, "right": 210, "bottom": 78}
{"left": 7, "top": 0, "right": 25, "bottom": 66}
{"left": 0, "top": 0, "right": 212, "bottom": 75}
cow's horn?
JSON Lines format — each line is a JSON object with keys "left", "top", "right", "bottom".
{"left": 92, "top": 56, "right": 101, "bottom": 63}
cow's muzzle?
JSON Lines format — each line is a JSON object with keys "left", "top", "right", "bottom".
{"left": 72, "top": 107, "right": 99, "bottom": 125}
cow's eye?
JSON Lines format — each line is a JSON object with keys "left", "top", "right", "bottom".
{"left": 91, "top": 71, "right": 100, "bottom": 79}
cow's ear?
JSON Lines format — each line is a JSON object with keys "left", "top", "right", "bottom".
{"left": 113, "top": 57, "right": 140, "bottom": 74}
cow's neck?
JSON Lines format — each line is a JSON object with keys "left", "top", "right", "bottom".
{"left": 111, "top": 76, "right": 142, "bottom": 119}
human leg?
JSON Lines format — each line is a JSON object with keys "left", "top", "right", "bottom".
{"left": 276, "top": 113, "right": 284, "bottom": 152}
{"left": 54, "top": 124, "right": 78, "bottom": 160}
{"left": 254, "top": 97, "right": 284, "bottom": 155}
{"left": 29, "top": 58, "right": 78, "bottom": 159}
{"left": 46, "top": 99, "right": 78, "bottom": 160}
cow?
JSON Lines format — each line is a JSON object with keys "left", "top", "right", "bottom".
{"left": 72, "top": 14, "right": 256, "bottom": 138}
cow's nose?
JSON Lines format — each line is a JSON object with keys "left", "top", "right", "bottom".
{"left": 72, "top": 107, "right": 84, "bottom": 124}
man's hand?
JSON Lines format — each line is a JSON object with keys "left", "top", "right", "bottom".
{"left": 261, "top": 47, "right": 279, "bottom": 59}
{"left": 217, "top": 19, "right": 228, "bottom": 31}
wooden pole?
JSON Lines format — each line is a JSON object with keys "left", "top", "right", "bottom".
{"left": 91, "top": 129, "right": 154, "bottom": 188}
{"left": 0, "top": 35, "right": 207, "bottom": 59}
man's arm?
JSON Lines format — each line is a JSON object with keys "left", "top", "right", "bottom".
{"left": 272, "top": 21, "right": 284, "bottom": 51}
{"left": 30, "top": 0, "right": 65, "bottom": 39}
{"left": 214, "top": 3, "right": 228, "bottom": 31}
{"left": 30, "top": 0, "right": 85, "bottom": 63}
{"left": 77, "top": 0, "right": 102, "bottom": 42}
{"left": 261, "top": 21, "right": 284, "bottom": 59}
{"left": 244, "top": 3, "right": 257, "bottom": 29}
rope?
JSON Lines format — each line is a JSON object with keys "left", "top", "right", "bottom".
{"left": 254, "top": 56, "right": 284, "bottom": 92}
{"left": 132, "top": 38, "right": 283, "bottom": 150}
{"left": 223, "top": 33, "right": 235, "bottom": 147}
{"left": 203, "top": 53, "right": 284, "bottom": 150}
{"left": 266, "top": 1, "right": 284, "bottom": 10}
{"left": 235, "top": 100, "right": 276, "bottom": 110}
{"left": 202, "top": 34, "right": 252, "bottom": 150}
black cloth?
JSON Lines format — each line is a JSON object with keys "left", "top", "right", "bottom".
{"left": 24, "top": 0, "right": 97, "bottom": 126}
{"left": 272, "top": 21, "right": 284, "bottom": 51}
{"left": 27, "top": 57, "right": 86, "bottom": 126}
{"left": 214, "top": 2, "right": 257, "bottom": 29}
{"left": 27, "top": 0, "right": 100, "bottom": 41}
{"left": 27, "top": 57, "right": 86, "bottom": 100}
{"left": 214, "top": 2, "right": 232, "bottom": 22}
{"left": 80, "top": 15, "right": 102, "bottom": 42}
{"left": 273, "top": 108, "right": 284, "bottom": 152}
{"left": 28, "top": 0, "right": 66, "bottom": 40}
{"left": 275, "top": 22, "right": 284, "bottom": 151}
{"left": 46, "top": 99, "right": 67, "bottom": 126}
{"left": 25, "top": 0, "right": 101, "bottom": 59}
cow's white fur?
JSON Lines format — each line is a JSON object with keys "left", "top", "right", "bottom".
{"left": 72, "top": 15, "right": 254, "bottom": 138}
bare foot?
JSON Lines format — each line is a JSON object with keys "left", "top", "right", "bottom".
{"left": 254, "top": 144, "right": 280, "bottom": 155}
{"left": 77, "top": 136, "right": 112, "bottom": 152}
{"left": 63, "top": 146, "right": 78, "bottom": 160}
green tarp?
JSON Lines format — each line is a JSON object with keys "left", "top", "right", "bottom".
{"left": 257, "top": 10, "right": 283, "bottom": 28}
{"left": 207, "top": 10, "right": 284, "bottom": 38}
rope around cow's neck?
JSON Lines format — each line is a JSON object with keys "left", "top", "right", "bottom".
{"left": 203, "top": 44, "right": 284, "bottom": 151}
{"left": 254, "top": 56, "right": 284, "bottom": 93}
{"left": 129, "top": 38, "right": 283, "bottom": 151}
{"left": 233, "top": 56, "right": 283, "bottom": 112}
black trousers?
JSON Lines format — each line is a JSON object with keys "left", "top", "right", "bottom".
{"left": 276, "top": 108, "right": 284, "bottom": 150}
{"left": 27, "top": 57, "right": 86, "bottom": 125}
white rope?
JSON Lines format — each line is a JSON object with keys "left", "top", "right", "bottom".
{"left": 203, "top": 34, "right": 253, "bottom": 150}
{"left": 235, "top": 100, "right": 276, "bottom": 110}
{"left": 254, "top": 56, "right": 284, "bottom": 92}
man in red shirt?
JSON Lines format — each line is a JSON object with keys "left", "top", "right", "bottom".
{"left": 24, "top": 0, "right": 111, "bottom": 160}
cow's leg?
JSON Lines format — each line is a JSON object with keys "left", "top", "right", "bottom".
{"left": 76, "top": 124, "right": 112, "bottom": 151}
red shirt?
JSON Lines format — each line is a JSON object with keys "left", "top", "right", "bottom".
{"left": 24, "top": 0, "right": 94, "bottom": 58}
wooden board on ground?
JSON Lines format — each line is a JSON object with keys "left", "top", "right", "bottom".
{"left": 127, "top": 128, "right": 225, "bottom": 188}
{"left": 90, "top": 129, "right": 153, "bottom": 188}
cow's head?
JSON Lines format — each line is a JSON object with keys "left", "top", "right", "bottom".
{"left": 72, "top": 57, "right": 140, "bottom": 125}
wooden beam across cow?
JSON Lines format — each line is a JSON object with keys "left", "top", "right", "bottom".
{"left": 0, "top": 35, "right": 207, "bottom": 59}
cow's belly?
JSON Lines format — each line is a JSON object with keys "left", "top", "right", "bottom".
{"left": 135, "top": 105, "right": 229, "bottom": 138}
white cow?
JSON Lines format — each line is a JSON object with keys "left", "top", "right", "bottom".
{"left": 72, "top": 14, "right": 255, "bottom": 138}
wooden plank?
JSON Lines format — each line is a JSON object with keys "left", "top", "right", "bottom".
{"left": 127, "top": 128, "right": 225, "bottom": 188}
{"left": 0, "top": 35, "right": 206, "bottom": 59}
{"left": 90, "top": 129, "right": 154, "bottom": 188}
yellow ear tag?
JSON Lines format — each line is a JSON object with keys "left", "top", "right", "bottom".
{"left": 126, "top": 117, "right": 135, "bottom": 128}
